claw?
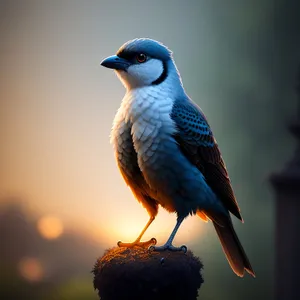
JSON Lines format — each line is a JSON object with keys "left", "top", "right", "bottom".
{"left": 117, "top": 237, "right": 157, "bottom": 249}
{"left": 148, "top": 245, "right": 156, "bottom": 252}
{"left": 180, "top": 245, "right": 188, "bottom": 253}
{"left": 149, "top": 243, "right": 187, "bottom": 253}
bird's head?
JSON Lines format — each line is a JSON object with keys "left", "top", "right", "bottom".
{"left": 101, "top": 38, "right": 180, "bottom": 90}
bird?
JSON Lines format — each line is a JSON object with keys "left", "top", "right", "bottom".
{"left": 100, "top": 38, "right": 255, "bottom": 277}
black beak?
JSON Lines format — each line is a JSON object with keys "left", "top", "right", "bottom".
{"left": 100, "top": 55, "right": 130, "bottom": 71}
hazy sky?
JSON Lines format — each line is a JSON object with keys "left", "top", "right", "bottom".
{"left": 0, "top": 0, "right": 222, "bottom": 243}
{"left": 1, "top": 1, "right": 299, "bottom": 299}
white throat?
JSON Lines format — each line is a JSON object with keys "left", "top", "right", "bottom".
{"left": 115, "top": 58, "right": 164, "bottom": 90}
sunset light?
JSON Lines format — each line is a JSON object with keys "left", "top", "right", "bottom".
{"left": 37, "top": 215, "right": 64, "bottom": 240}
{"left": 0, "top": 0, "right": 289, "bottom": 298}
{"left": 107, "top": 209, "right": 204, "bottom": 247}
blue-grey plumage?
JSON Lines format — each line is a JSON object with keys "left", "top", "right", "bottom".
{"left": 101, "top": 38, "right": 255, "bottom": 277}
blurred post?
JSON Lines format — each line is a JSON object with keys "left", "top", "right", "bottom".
{"left": 92, "top": 247, "right": 203, "bottom": 300}
{"left": 270, "top": 66, "right": 300, "bottom": 300}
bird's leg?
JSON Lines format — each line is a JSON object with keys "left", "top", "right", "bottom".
{"left": 149, "top": 216, "right": 187, "bottom": 253}
{"left": 117, "top": 216, "right": 157, "bottom": 248}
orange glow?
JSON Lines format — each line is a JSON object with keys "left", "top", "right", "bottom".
{"left": 107, "top": 209, "right": 204, "bottom": 246}
{"left": 112, "top": 218, "right": 142, "bottom": 243}
{"left": 37, "top": 215, "right": 64, "bottom": 240}
{"left": 19, "top": 257, "right": 43, "bottom": 282}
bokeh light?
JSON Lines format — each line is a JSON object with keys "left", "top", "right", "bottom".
{"left": 37, "top": 215, "right": 64, "bottom": 240}
{"left": 18, "top": 257, "right": 44, "bottom": 282}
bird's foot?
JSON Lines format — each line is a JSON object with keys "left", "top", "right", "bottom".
{"left": 117, "top": 237, "right": 157, "bottom": 249}
{"left": 149, "top": 243, "right": 187, "bottom": 253}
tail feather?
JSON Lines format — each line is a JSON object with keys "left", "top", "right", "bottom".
{"left": 197, "top": 210, "right": 208, "bottom": 222}
{"left": 213, "top": 220, "right": 255, "bottom": 277}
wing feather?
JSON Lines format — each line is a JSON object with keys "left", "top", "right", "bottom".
{"left": 171, "top": 99, "right": 242, "bottom": 221}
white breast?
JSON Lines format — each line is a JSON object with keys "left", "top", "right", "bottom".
{"left": 112, "top": 85, "right": 176, "bottom": 171}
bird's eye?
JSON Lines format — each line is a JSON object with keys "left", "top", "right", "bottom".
{"left": 136, "top": 53, "right": 147, "bottom": 63}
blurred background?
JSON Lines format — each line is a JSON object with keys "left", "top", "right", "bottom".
{"left": 0, "top": 0, "right": 299, "bottom": 299}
